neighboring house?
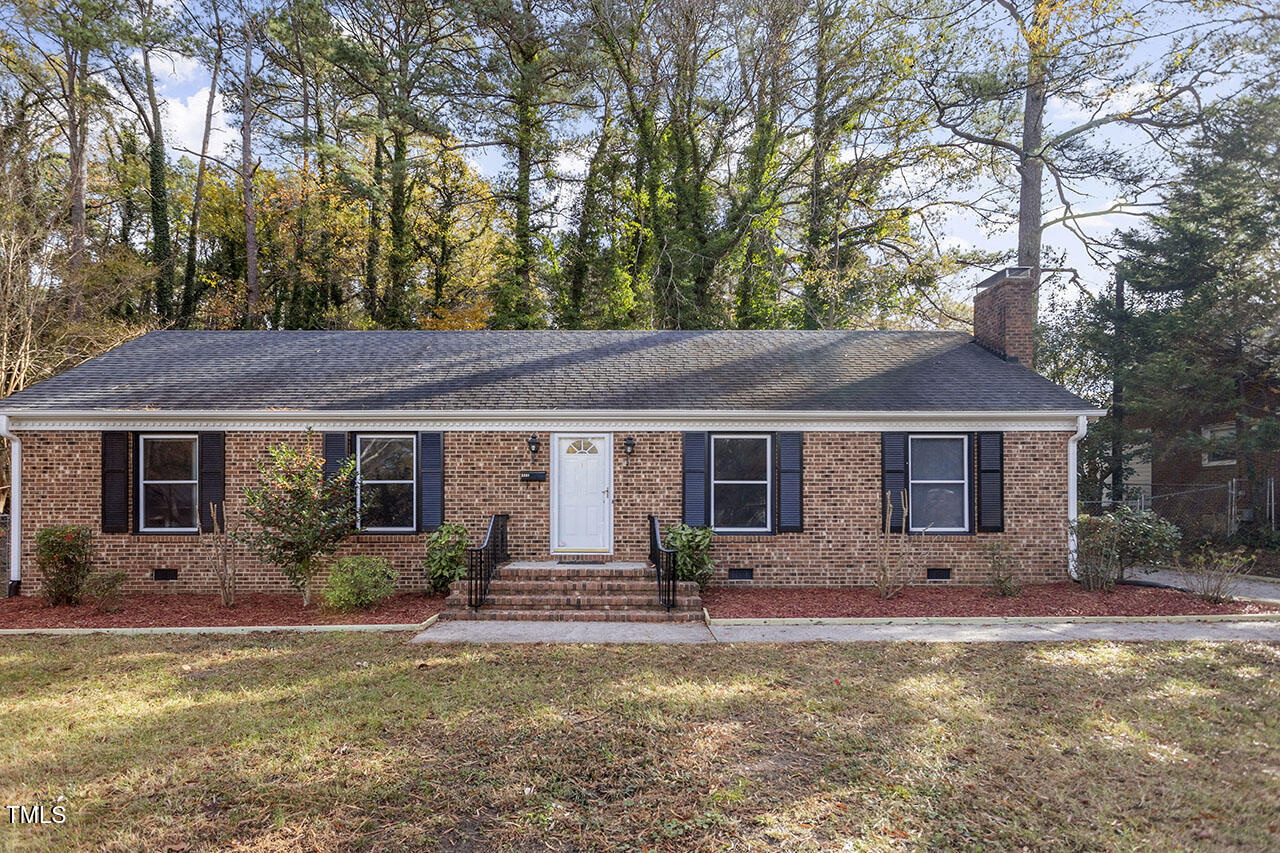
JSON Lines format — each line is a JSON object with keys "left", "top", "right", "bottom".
{"left": 0, "top": 268, "right": 1100, "bottom": 598}
{"left": 1148, "top": 409, "right": 1280, "bottom": 535}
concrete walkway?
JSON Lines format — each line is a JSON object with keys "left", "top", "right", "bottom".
{"left": 1140, "top": 569, "right": 1280, "bottom": 605}
{"left": 410, "top": 618, "right": 1280, "bottom": 644}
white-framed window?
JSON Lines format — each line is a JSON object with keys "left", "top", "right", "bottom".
{"left": 1201, "top": 423, "right": 1237, "bottom": 467}
{"left": 139, "top": 434, "right": 199, "bottom": 533}
{"left": 356, "top": 434, "right": 416, "bottom": 532}
{"left": 710, "top": 434, "right": 772, "bottom": 533}
{"left": 908, "top": 434, "right": 969, "bottom": 533}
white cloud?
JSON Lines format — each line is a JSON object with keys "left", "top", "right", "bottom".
{"left": 164, "top": 87, "right": 232, "bottom": 161}
{"left": 155, "top": 53, "right": 208, "bottom": 92}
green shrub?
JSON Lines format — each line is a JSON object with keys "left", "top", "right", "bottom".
{"left": 35, "top": 526, "right": 94, "bottom": 606}
{"left": 322, "top": 556, "right": 397, "bottom": 612}
{"left": 85, "top": 570, "right": 128, "bottom": 612}
{"left": 1074, "top": 507, "right": 1181, "bottom": 591}
{"left": 424, "top": 522, "right": 469, "bottom": 594}
{"left": 665, "top": 523, "right": 715, "bottom": 590}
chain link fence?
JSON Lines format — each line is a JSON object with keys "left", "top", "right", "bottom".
{"left": 1082, "top": 477, "right": 1277, "bottom": 542}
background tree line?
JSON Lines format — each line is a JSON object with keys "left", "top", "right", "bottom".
{"left": 0, "top": 0, "right": 1276, "bottom": 514}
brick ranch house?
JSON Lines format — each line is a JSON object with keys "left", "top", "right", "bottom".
{"left": 0, "top": 268, "right": 1100, "bottom": 601}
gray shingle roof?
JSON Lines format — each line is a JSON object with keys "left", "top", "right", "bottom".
{"left": 0, "top": 330, "right": 1093, "bottom": 413}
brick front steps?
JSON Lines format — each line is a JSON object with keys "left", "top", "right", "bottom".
{"left": 442, "top": 561, "right": 703, "bottom": 623}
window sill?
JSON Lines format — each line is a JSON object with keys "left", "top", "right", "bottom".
{"left": 712, "top": 530, "right": 775, "bottom": 538}
{"left": 131, "top": 532, "right": 199, "bottom": 541}
{"left": 352, "top": 532, "right": 422, "bottom": 542}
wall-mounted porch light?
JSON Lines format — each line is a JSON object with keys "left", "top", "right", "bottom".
{"left": 623, "top": 436, "right": 636, "bottom": 466}
{"left": 526, "top": 434, "right": 541, "bottom": 465}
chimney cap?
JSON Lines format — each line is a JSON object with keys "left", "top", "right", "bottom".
{"left": 976, "top": 266, "right": 1032, "bottom": 290}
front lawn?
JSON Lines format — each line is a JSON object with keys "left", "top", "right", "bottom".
{"left": 0, "top": 592, "right": 447, "bottom": 629}
{"left": 1, "top": 635, "right": 1277, "bottom": 852}
{"left": 702, "top": 582, "right": 1280, "bottom": 619}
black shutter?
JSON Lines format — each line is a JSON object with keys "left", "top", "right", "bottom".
{"left": 976, "top": 431, "right": 1004, "bottom": 532}
{"left": 322, "top": 432, "right": 350, "bottom": 479}
{"left": 882, "top": 432, "right": 907, "bottom": 533}
{"left": 776, "top": 432, "right": 803, "bottom": 532}
{"left": 198, "top": 432, "right": 225, "bottom": 532}
{"left": 101, "top": 432, "right": 129, "bottom": 533}
{"left": 682, "top": 432, "right": 709, "bottom": 527}
{"left": 418, "top": 432, "right": 444, "bottom": 532}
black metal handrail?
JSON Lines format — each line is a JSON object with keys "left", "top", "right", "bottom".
{"left": 467, "top": 514, "right": 510, "bottom": 608}
{"left": 648, "top": 515, "right": 677, "bottom": 610}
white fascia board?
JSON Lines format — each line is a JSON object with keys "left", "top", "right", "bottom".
{"left": 2, "top": 407, "right": 1107, "bottom": 433}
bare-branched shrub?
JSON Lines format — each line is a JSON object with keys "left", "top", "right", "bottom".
{"left": 875, "top": 490, "right": 926, "bottom": 599}
{"left": 1177, "top": 547, "right": 1254, "bottom": 604}
{"left": 982, "top": 540, "right": 1020, "bottom": 597}
{"left": 204, "top": 502, "right": 237, "bottom": 608}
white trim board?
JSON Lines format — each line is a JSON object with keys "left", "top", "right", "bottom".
{"left": 2, "top": 407, "right": 1105, "bottom": 433}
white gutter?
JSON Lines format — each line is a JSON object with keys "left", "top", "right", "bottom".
{"left": 1066, "top": 414, "right": 1088, "bottom": 580}
{"left": 1, "top": 407, "right": 1108, "bottom": 433}
{"left": 0, "top": 415, "right": 19, "bottom": 595}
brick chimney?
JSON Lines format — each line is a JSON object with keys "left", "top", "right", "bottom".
{"left": 973, "top": 267, "right": 1035, "bottom": 366}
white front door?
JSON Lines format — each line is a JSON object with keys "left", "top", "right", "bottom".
{"left": 552, "top": 434, "right": 612, "bottom": 553}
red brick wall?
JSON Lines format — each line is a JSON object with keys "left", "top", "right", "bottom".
{"left": 14, "top": 428, "right": 1070, "bottom": 593}
{"left": 974, "top": 276, "right": 1036, "bottom": 366}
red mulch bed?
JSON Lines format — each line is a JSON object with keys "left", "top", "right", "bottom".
{"left": 0, "top": 592, "right": 447, "bottom": 629}
{"left": 702, "top": 583, "right": 1280, "bottom": 619}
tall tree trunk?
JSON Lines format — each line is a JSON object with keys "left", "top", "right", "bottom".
{"left": 802, "top": 0, "right": 829, "bottom": 330}
{"left": 286, "top": 10, "right": 310, "bottom": 328}
{"left": 241, "top": 15, "right": 260, "bottom": 321}
{"left": 1016, "top": 0, "right": 1049, "bottom": 298}
{"left": 1109, "top": 273, "right": 1126, "bottom": 507}
{"left": 505, "top": 77, "right": 538, "bottom": 328}
{"left": 363, "top": 125, "right": 383, "bottom": 319}
{"left": 180, "top": 42, "right": 222, "bottom": 327}
{"left": 563, "top": 117, "right": 611, "bottom": 329}
{"left": 385, "top": 129, "right": 409, "bottom": 327}
{"left": 143, "top": 45, "right": 174, "bottom": 320}
{"left": 66, "top": 44, "right": 89, "bottom": 321}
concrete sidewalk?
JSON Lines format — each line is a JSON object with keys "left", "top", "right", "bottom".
{"left": 410, "top": 618, "right": 1280, "bottom": 644}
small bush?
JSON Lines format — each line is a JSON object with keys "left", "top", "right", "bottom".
{"left": 35, "top": 526, "right": 94, "bottom": 606}
{"left": 982, "top": 541, "right": 1020, "bottom": 597}
{"left": 1178, "top": 547, "right": 1254, "bottom": 604}
{"left": 322, "top": 556, "right": 397, "bottom": 612}
{"left": 424, "top": 522, "right": 469, "bottom": 594}
{"left": 85, "top": 570, "right": 128, "bottom": 612}
{"left": 1074, "top": 508, "right": 1181, "bottom": 592}
{"left": 664, "top": 523, "right": 715, "bottom": 590}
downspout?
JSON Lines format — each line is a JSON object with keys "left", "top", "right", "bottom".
{"left": 1066, "top": 414, "right": 1088, "bottom": 581}
{"left": 0, "top": 415, "right": 19, "bottom": 596}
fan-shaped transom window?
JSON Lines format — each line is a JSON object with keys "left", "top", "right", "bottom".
{"left": 565, "top": 439, "right": 599, "bottom": 455}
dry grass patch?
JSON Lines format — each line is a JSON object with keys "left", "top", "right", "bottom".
{"left": 0, "top": 636, "right": 1277, "bottom": 852}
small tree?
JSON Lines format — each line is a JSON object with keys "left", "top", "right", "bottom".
{"left": 203, "top": 502, "right": 237, "bottom": 608}
{"left": 240, "top": 437, "right": 360, "bottom": 606}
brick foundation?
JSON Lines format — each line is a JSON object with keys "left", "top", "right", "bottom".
{"left": 13, "top": 428, "right": 1070, "bottom": 594}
